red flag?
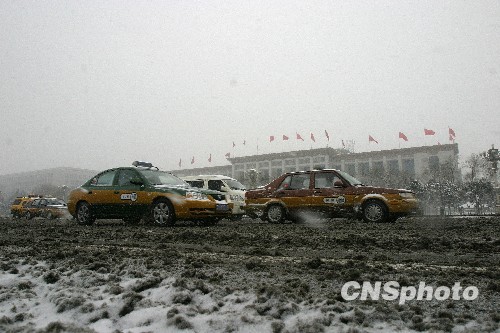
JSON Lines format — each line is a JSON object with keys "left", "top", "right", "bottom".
{"left": 310, "top": 132, "right": 316, "bottom": 142}
{"left": 296, "top": 133, "right": 304, "bottom": 141}
{"left": 243, "top": 140, "right": 246, "bottom": 145}
{"left": 325, "top": 130, "right": 330, "bottom": 141}
{"left": 449, "top": 127, "right": 456, "bottom": 137}
{"left": 191, "top": 156, "right": 195, "bottom": 164}
{"left": 424, "top": 128, "right": 435, "bottom": 135}
{"left": 208, "top": 154, "right": 212, "bottom": 163}
{"left": 283, "top": 134, "right": 289, "bottom": 140}
{"left": 369, "top": 135, "right": 378, "bottom": 144}
{"left": 225, "top": 152, "right": 230, "bottom": 158}
{"left": 449, "top": 134, "right": 454, "bottom": 141}
{"left": 269, "top": 135, "right": 275, "bottom": 142}
{"left": 399, "top": 132, "right": 408, "bottom": 141}
{"left": 232, "top": 141, "right": 235, "bottom": 148}
{"left": 178, "top": 159, "right": 181, "bottom": 168}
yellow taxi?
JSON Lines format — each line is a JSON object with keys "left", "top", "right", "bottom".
{"left": 245, "top": 169, "right": 419, "bottom": 223}
{"left": 67, "top": 161, "right": 232, "bottom": 226}
{"left": 10, "top": 196, "right": 38, "bottom": 218}
{"left": 23, "top": 197, "right": 70, "bottom": 220}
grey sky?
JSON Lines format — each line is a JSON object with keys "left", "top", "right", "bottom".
{"left": 1, "top": 0, "right": 499, "bottom": 175}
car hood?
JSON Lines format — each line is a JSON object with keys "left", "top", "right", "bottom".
{"left": 151, "top": 185, "right": 225, "bottom": 198}
{"left": 152, "top": 184, "right": 203, "bottom": 195}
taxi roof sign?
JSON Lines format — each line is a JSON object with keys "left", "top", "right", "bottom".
{"left": 132, "top": 161, "right": 154, "bottom": 168}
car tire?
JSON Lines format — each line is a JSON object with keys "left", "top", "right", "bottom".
{"left": 149, "top": 199, "right": 175, "bottom": 226}
{"left": 362, "top": 200, "right": 388, "bottom": 223}
{"left": 266, "top": 204, "right": 285, "bottom": 224}
{"left": 76, "top": 202, "right": 95, "bottom": 225}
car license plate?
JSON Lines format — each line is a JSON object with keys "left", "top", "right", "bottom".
{"left": 216, "top": 204, "right": 229, "bottom": 211}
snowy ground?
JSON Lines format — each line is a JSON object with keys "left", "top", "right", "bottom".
{"left": 0, "top": 216, "right": 498, "bottom": 333}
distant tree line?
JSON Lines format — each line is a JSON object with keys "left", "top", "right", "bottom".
{"left": 372, "top": 153, "right": 497, "bottom": 215}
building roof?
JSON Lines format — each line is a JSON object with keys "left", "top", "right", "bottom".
{"left": 228, "top": 144, "right": 458, "bottom": 163}
{"left": 228, "top": 147, "right": 348, "bottom": 163}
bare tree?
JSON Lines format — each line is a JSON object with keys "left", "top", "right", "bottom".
{"left": 462, "top": 153, "right": 489, "bottom": 182}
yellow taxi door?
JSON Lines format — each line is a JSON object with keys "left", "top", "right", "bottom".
{"left": 271, "top": 173, "right": 313, "bottom": 213}
{"left": 113, "top": 169, "right": 149, "bottom": 216}
{"left": 311, "top": 172, "right": 350, "bottom": 215}
{"left": 85, "top": 169, "right": 118, "bottom": 215}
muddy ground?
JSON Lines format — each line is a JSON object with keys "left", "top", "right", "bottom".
{"left": 0, "top": 216, "right": 498, "bottom": 332}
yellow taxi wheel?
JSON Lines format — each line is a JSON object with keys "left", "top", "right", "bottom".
{"left": 362, "top": 200, "right": 388, "bottom": 223}
{"left": 76, "top": 202, "right": 95, "bottom": 225}
{"left": 149, "top": 199, "right": 175, "bottom": 226}
{"left": 266, "top": 205, "right": 285, "bottom": 224}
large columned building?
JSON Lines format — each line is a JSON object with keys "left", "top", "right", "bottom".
{"left": 172, "top": 143, "right": 460, "bottom": 187}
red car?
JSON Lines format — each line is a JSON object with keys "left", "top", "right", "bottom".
{"left": 245, "top": 169, "right": 419, "bottom": 223}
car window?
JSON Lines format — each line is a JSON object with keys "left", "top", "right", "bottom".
{"left": 279, "top": 174, "right": 310, "bottom": 190}
{"left": 314, "top": 173, "right": 342, "bottom": 189}
{"left": 117, "top": 169, "right": 138, "bottom": 186}
{"left": 225, "top": 179, "right": 246, "bottom": 190}
{"left": 90, "top": 170, "right": 117, "bottom": 186}
{"left": 208, "top": 180, "right": 224, "bottom": 191}
{"left": 186, "top": 180, "right": 204, "bottom": 188}
{"left": 277, "top": 176, "right": 292, "bottom": 190}
{"left": 337, "top": 170, "right": 363, "bottom": 186}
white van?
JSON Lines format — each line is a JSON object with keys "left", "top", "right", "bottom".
{"left": 181, "top": 175, "right": 246, "bottom": 219}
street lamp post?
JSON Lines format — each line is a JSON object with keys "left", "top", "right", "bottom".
{"left": 486, "top": 145, "right": 499, "bottom": 187}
